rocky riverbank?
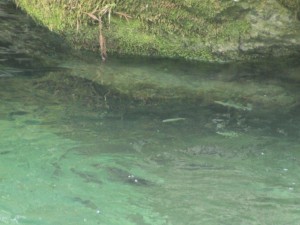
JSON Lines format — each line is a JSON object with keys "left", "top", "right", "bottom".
{"left": 12, "top": 0, "right": 300, "bottom": 62}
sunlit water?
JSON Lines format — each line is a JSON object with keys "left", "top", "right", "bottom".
{"left": 1, "top": 2, "right": 300, "bottom": 225}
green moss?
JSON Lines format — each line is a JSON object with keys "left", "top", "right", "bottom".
{"left": 13, "top": 0, "right": 253, "bottom": 61}
{"left": 277, "top": 0, "right": 300, "bottom": 20}
{"left": 277, "top": 0, "right": 300, "bottom": 10}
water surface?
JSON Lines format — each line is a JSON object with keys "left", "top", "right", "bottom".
{"left": 1, "top": 2, "right": 300, "bottom": 225}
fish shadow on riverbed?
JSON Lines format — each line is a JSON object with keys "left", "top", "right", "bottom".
{"left": 106, "top": 167, "right": 154, "bottom": 187}
{"left": 70, "top": 168, "right": 103, "bottom": 185}
{"left": 90, "top": 164, "right": 154, "bottom": 187}
{"left": 72, "top": 196, "right": 99, "bottom": 210}
{"left": 70, "top": 164, "right": 154, "bottom": 187}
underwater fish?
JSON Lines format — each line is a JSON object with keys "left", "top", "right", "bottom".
{"left": 106, "top": 167, "right": 153, "bottom": 187}
{"left": 214, "top": 100, "right": 252, "bottom": 111}
{"left": 216, "top": 131, "right": 239, "bottom": 138}
{"left": 73, "top": 197, "right": 98, "bottom": 210}
{"left": 9, "top": 111, "right": 29, "bottom": 116}
{"left": 162, "top": 117, "right": 186, "bottom": 123}
{"left": 70, "top": 168, "right": 102, "bottom": 185}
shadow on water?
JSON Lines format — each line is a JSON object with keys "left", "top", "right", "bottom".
{"left": 1, "top": 1, "right": 300, "bottom": 224}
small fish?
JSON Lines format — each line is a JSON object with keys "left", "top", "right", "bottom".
{"left": 0, "top": 73, "right": 13, "bottom": 77}
{"left": 216, "top": 131, "right": 239, "bottom": 138}
{"left": 106, "top": 167, "right": 152, "bottom": 187}
{"left": 70, "top": 168, "right": 102, "bottom": 185}
{"left": 0, "top": 151, "right": 10, "bottom": 155}
{"left": 73, "top": 197, "right": 98, "bottom": 210}
{"left": 9, "top": 111, "right": 29, "bottom": 116}
{"left": 162, "top": 117, "right": 186, "bottom": 123}
{"left": 214, "top": 100, "right": 252, "bottom": 111}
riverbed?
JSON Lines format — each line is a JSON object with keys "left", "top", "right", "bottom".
{"left": 1, "top": 1, "right": 300, "bottom": 224}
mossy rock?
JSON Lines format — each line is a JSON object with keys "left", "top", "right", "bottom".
{"left": 277, "top": 0, "right": 300, "bottom": 20}
{"left": 12, "top": 0, "right": 300, "bottom": 61}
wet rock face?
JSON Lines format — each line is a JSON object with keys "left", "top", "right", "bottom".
{"left": 246, "top": 1, "right": 300, "bottom": 55}
{"left": 213, "top": 0, "right": 300, "bottom": 60}
{"left": 277, "top": 0, "right": 300, "bottom": 18}
{"left": 10, "top": 0, "right": 300, "bottom": 61}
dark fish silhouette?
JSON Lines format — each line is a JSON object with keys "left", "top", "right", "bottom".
{"left": 106, "top": 167, "right": 153, "bottom": 187}
{"left": 70, "top": 168, "right": 102, "bottom": 185}
{"left": 73, "top": 197, "right": 98, "bottom": 210}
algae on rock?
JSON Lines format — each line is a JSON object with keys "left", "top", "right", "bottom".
{"left": 12, "top": 0, "right": 300, "bottom": 61}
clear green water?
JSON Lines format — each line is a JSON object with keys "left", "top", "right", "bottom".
{"left": 1, "top": 58, "right": 300, "bottom": 225}
{"left": 1, "top": 2, "right": 300, "bottom": 224}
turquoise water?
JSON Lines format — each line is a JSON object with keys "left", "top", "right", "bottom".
{"left": 1, "top": 2, "right": 300, "bottom": 224}
{"left": 1, "top": 59, "right": 300, "bottom": 225}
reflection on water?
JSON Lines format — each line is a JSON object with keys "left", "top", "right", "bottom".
{"left": 1, "top": 2, "right": 300, "bottom": 225}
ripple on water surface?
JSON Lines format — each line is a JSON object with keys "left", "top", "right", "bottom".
{"left": 1, "top": 44, "right": 300, "bottom": 225}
